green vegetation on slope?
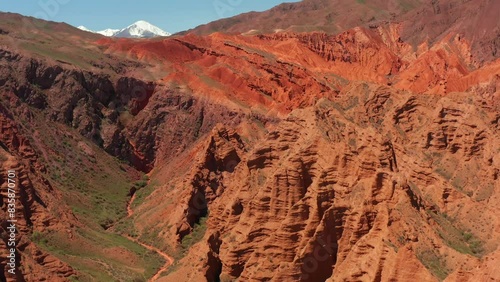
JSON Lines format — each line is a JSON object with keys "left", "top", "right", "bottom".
{"left": 15, "top": 107, "right": 166, "bottom": 281}
{"left": 417, "top": 249, "right": 450, "bottom": 281}
{"left": 427, "top": 210, "right": 484, "bottom": 256}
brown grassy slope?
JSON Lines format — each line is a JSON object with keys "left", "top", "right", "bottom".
{"left": 183, "top": 0, "right": 500, "bottom": 64}
{"left": 182, "top": 0, "right": 423, "bottom": 35}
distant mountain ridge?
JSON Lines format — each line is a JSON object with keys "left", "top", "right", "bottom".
{"left": 183, "top": 0, "right": 500, "bottom": 64}
{"left": 78, "top": 20, "right": 171, "bottom": 38}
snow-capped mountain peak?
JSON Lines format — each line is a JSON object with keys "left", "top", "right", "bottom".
{"left": 97, "top": 28, "right": 121, "bottom": 37}
{"left": 77, "top": 26, "right": 92, "bottom": 32}
{"left": 133, "top": 20, "right": 151, "bottom": 26}
{"left": 115, "top": 20, "right": 171, "bottom": 38}
{"left": 76, "top": 21, "right": 170, "bottom": 38}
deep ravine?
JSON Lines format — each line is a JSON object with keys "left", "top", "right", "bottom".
{"left": 123, "top": 181, "right": 173, "bottom": 281}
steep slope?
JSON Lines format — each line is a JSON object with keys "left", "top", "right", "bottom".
{"left": 398, "top": 0, "right": 500, "bottom": 64}
{"left": 0, "top": 103, "right": 76, "bottom": 282}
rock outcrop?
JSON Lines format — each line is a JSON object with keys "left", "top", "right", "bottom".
{"left": 0, "top": 103, "right": 76, "bottom": 281}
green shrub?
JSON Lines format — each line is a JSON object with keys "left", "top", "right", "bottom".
{"left": 134, "top": 180, "right": 148, "bottom": 189}
{"left": 181, "top": 216, "right": 208, "bottom": 252}
{"left": 417, "top": 250, "right": 449, "bottom": 281}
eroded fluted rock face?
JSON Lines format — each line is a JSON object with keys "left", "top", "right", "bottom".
{"left": 176, "top": 125, "right": 245, "bottom": 238}
{"left": 149, "top": 84, "right": 499, "bottom": 282}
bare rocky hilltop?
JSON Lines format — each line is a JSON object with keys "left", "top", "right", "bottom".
{"left": 0, "top": 0, "right": 499, "bottom": 280}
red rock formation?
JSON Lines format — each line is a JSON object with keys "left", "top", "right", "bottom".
{"left": 0, "top": 103, "right": 76, "bottom": 281}
{"left": 98, "top": 24, "right": 500, "bottom": 109}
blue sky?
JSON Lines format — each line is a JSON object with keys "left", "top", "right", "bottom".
{"left": 0, "top": 1, "right": 300, "bottom": 33}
